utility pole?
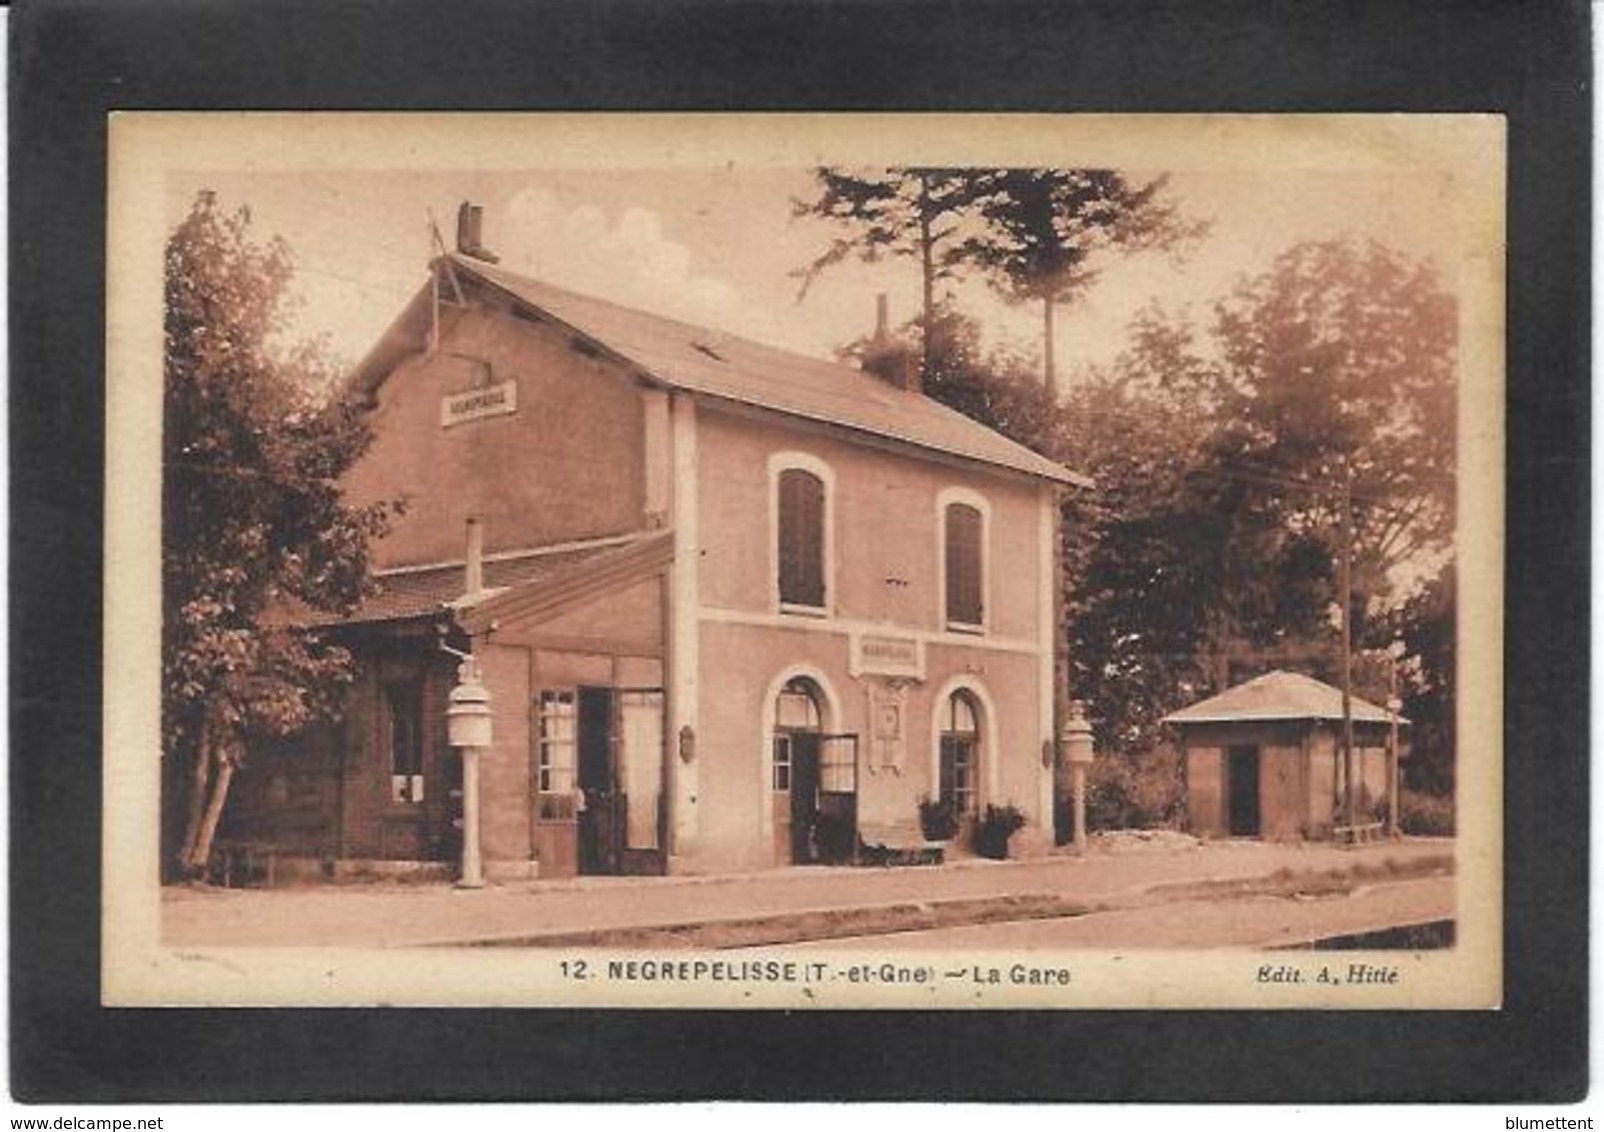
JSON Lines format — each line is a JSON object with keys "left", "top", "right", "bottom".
{"left": 1339, "top": 458, "right": 1357, "bottom": 837}
{"left": 1387, "top": 643, "right": 1402, "bottom": 838}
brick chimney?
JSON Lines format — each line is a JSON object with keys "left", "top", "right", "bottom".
{"left": 464, "top": 517, "right": 485, "bottom": 597}
{"left": 860, "top": 293, "right": 921, "bottom": 394}
{"left": 456, "top": 202, "right": 500, "bottom": 264}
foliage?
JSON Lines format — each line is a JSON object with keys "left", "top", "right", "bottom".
{"left": 1209, "top": 239, "right": 1457, "bottom": 603}
{"left": 794, "top": 166, "right": 1200, "bottom": 386}
{"left": 1397, "top": 788, "right": 1455, "bottom": 837}
{"left": 793, "top": 167, "right": 992, "bottom": 378}
{"left": 163, "top": 190, "right": 391, "bottom": 878}
{"left": 1384, "top": 564, "right": 1456, "bottom": 794}
{"left": 815, "top": 220, "right": 1457, "bottom": 821}
{"left": 792, "top": 167, "right": 989, "bottom": 299}
{"left": 973, "top": 803, "right": 1027, "bottom": 860}
{"left": 957, "top": 170, "right": 1205, "bottom": 386}
{"left": 1084, "top": 749, "right": 1185, "bottom": 832}
{"left": 844, "top": 304, "right": 1069, "bottom": 459}
{"left": 918, "top": 796, "right": 960, "bottom": 842}
{"left": 1063, "top": 241, "right": 1457, "bottom": 760}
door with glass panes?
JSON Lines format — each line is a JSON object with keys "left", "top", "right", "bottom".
{"left": 772, "top": 677, "right": 859, "bottom": 865}
{"left": 535, "top": 685, "right": 665, "bottom": 876}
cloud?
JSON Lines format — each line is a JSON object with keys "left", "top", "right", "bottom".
{"left": 501, "top": 187, "right": 740, "bottom": 328}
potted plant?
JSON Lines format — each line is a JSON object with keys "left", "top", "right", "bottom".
{"left": 918, "top": 796, "right": 960, "bottom": 841}
{"left": 973, "top": 803, "right": 1026, "bottom": 860}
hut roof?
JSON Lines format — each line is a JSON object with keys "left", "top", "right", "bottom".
{"left": 1162, "top": 669, "right": 1406, "bottom": 726}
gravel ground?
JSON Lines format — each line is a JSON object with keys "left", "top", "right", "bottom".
{"left": 162, "top": 837, "right": 1454, "bottom": 949}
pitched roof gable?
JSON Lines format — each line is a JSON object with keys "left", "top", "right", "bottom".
{"left": 1162, "top": 669, "right": 1406, "bottom": 726}
{"left": 350, "top": 255, "right": 1087, "bottom": 487}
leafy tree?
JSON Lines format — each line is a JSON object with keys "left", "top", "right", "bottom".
{"left": 1068, "top": 240, "right": 1457, "bottom": 758}
{"left": 822, "top": 234, "right": 1456, "bottom": 799}
{"left": 792, "top": 168, "right": 997, "bottom": 380}
{"left": 1210, "top": 239, "right": 1457, "bottom": 601}
{"left": 1058, "top": 354, "right": 1242, "bottom": 749}
{"left": 844, "top": 303, "right": 1068, "bottom": 458}
{"left": 959, "top": 169, "right": 1205, "bottom": 394}
{"left": 1385, "top": 563, "right": 1455, "bottom": 795}
{"left": 163, "top": 191, "right": 390, "bottom": 879}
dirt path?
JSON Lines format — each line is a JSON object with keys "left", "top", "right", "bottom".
{"left": 760, "top": 876, "right": 1454, "bottom": 951}
{"left": 162, "top": 839, "right": 1455, "bottom": 949}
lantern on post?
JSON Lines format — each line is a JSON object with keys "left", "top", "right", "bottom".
{"left": 1062, "top": 701, "right": 1095, "bottom": 854}
{"left": 447, "top": 656, "right": 493, "bottom": 889}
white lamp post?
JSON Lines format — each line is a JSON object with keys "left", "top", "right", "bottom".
{"left": 446, "top": 657, "right": 493, "bottom": 889}
{"left": 1062, "top": 701, "right": 1095, "bottom": 854}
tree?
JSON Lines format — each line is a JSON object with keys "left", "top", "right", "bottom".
{"left": 1211, "top": 238, "right": 1457, "bottom": 601}
{"left": 1058, "top": 350, "right": 1256, "bottom": 751}
{"left": 792, "top": 168, "right": 993, "bottom": 380}
{"left": 1066, "top": 240, "right": 1457, "bottom": 758}
{"left": 839, "top": 302, "right": 1069, "bottom": 460}
{"left": 163, "top": 191, "right": 390, "bottom": 879}
{"left": 960, "top": 169, "right": 1205, "bottom": 395}
{"left": 1385, "top": 563, "right": 1455, "bottom": 795}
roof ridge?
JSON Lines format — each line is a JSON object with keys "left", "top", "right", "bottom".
{"left": 456, "top": 253, "right": 767, "bottom": 354}
{"left": 446, "top": 255, "right": 1087, "bottom": 487}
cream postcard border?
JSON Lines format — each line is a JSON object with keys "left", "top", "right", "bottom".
{"left": 103, "top": 112, "right": 1504, "bottom": 1009}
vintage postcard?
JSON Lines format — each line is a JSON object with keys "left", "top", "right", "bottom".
{"left": 104, "top": 112, "right": 1503, "bottom": 1009}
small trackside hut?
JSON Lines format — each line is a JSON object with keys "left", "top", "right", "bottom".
{"left": 1164, "top": 670, "right": 1408, "bottom": 843}
{"left": 220, "top": 205, "right": 1087, "bottom": 881}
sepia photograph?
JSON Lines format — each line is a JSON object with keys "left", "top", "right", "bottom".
{"left": 103, "top": 112, "right": 1503, "bottom": 1009}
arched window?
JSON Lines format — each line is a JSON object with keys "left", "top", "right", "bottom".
{"left": 777, "top": 467, "right": 827, "bottom": 610}
{"left": 939, "top": 690, "right": 981, "bottom": 815}
{"left": 944, "top": 501, "right": 984, "bottom": 629}
{"left": 772, "top": 677, "right": 823, "bottom": 792}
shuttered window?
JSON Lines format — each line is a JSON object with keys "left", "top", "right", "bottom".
{"left": 777, "top": 468, "right": 826, "bottom": 609}
{"left": 945, "top": 502, "right": 984, "bottom": 627}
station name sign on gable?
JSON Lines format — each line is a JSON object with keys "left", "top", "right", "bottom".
{"left": 442, "top": 379, "right": 518, "bottom": 428}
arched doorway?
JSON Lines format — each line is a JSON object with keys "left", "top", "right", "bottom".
{"left": 771, "top": 676, "right": 858, "bottom": 864}
{"left": 939, "top": 689, "right": 983, "bottom": 818}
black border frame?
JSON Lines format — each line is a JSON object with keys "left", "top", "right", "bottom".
{"left": 9, "top": 0, "right": 1591, "bottom": 1103}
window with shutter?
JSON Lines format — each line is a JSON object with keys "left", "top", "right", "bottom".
{"left": 777, "top": 467, "right": 826, "bottom": 609}
{"left": 945, "top": 502, "right": 984, "bottom": 628}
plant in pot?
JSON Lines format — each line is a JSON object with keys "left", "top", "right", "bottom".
{"left": 974, "top": 803, "right": 1026, "bottom": 860}
{"left": 918, "top": 796, "right": 960, "bottom": 841}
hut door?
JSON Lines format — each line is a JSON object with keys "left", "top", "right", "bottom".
{"left": 577, "top": 687, "right": 620, "bottom": 874}
{"left": 1227, "top": 745, "right": 1261, "bottom": 836}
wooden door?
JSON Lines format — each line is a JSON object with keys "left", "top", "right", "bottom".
{"left": 615, "top": 688, "right": 666, "bottom": 875}
{"left": 788, "top": 733, "right": 822, "bottom": 864}
{"left": 577, "top": 686, "right": 619, "bottom": 874}
{"left": 1227, "top": 745, "right": 1262, "bottom": 836}
{"left": 816, "top": 734, "right": 860, "bottom": 865}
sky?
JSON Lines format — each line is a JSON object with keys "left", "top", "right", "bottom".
{"left": 168, "top": 158, "right": 1474, "bottom": 383}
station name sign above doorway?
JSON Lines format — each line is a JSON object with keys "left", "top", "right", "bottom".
{"left": 850, "top": 632, "right": 924, "bottom": 681}
{"left": 442, "top": 379, "right": 519, "bottom": 428}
